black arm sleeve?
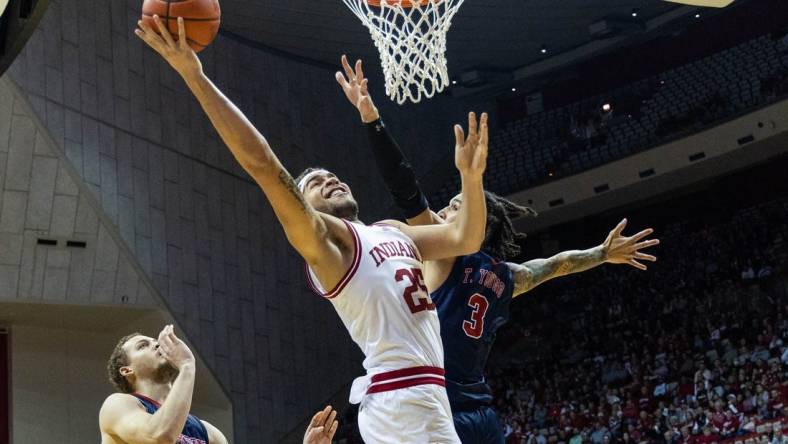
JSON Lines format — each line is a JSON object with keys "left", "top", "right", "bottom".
{"left": 365, "top": 118, "right": 430, "bottom": 219}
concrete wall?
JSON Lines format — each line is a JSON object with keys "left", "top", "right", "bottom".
{"left": 0, "top": 75, "right": 156, "bottom": 306}
{"left": 2, "top": 0, "right": 490, "bottom": 441}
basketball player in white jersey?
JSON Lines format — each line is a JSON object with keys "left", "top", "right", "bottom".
{"left": 136, "top": 16, "right": 488, "bottom": 443}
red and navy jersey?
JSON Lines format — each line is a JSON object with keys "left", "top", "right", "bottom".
{"left": 431, "top": 251, "right": 514, "bottom": 411}
{"left": 132, "top": 393, "right": 209, "bottom": 444}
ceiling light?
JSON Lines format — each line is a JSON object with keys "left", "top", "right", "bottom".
{"left": 602, "top": 103, "right": 611, "bottom": 112}
{"left": 540, "top": 45, "right": 548, "bottom": 54}
{"left": 631, "top": 9, "right": 638, "bottom": 17}
{"left": 452, "top": 80, "right": 457, "bottom": 85}
{"left": 694, "top": 13, "right": 701, "bottom": 18}
{"left": 512, "top": 88, "right": 517, "bottom": 92}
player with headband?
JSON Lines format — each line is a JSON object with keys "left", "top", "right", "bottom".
{"left": 135, "top": 16, "right": 490, "bottom": 442}
{"left": 337, "top": 54, "right": 660, "bottom": 444}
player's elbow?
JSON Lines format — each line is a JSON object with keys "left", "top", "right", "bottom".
{"left": 243, "top": 155, "right": 278, "bottom": 183}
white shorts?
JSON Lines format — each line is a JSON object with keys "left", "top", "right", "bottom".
{"left": 358, "top": 383, "right": 461, "bottom": 444}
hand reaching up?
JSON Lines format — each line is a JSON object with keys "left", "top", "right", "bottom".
{"left": 454, "top": 112, "right": 489, "bottom": 182}
{"left": 335, "top": 55, "right": 380, "bottom": 123}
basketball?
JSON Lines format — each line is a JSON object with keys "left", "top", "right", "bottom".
{"left": 141, "top": 0, "right": 221, "bottom": 52}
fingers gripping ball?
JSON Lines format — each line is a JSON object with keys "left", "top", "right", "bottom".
{"left": 141, "top": 0, "right": 221, "bottom": 52}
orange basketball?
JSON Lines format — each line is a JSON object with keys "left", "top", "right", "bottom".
{"left": 141, "top": 0, "right": 221, "bottom": 52}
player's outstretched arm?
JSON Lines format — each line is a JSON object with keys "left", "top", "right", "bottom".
{"left": 134, "top": 17, "right": 342, "bottom": 268}
{"left": 386, "top": 112, "right": 488, "bottom": 260}
{"left": 508, "top": 219, "right": 659, "bottom": 297}
{"left": 335, "top": 55, "right": 438, "bottom": 225}
{"left": 99, "top": 326, "right": 196, "bottom": 444}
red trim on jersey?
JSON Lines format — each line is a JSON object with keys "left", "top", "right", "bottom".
{"left": 370, "top": 365, "right": 445, "bottom": 383}
{"left": 304, "top": 220, "right": 361, "bottom": 299}
{"left": 132, "top": 392, "right": 161, "bottom": 407}
{"left": 366, "top": 366, "right": 446, "bottom": 394}
{"left": 367, "top": 377, "right": 446, "bottom": 394}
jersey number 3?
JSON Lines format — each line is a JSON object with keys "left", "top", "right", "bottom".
{"left": 463, "top": 293, "right": 489, "bottom": 339}
{"left": 395, "top": 268, "right": 435, "bottom": 314}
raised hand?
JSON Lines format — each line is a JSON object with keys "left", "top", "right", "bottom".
{"left": 135, "top": 16, "right": 203, "bottom": 80}
{"left": 601, "top": 219, "right": 660, "bottom": 270}
{"left": 335, "top": 55, "right": 379, "bottom": 123}
{"left": 454, "top": 112, "right": 489, "bottom": 182}
{"left": 156, "top": 325, "right": 195, "bottom": 370}
{"left": 303, "top": 405, "right": 339, "bottom": 444}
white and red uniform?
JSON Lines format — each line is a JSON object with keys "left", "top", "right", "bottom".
{"left": 306, "top": 220, "right": 460, "bottom": 443}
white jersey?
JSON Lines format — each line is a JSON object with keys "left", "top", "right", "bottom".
{"left": 306, "top": 220, "right": 444, "bottom": 375}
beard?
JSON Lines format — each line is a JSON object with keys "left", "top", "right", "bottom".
{"left": 320, "top": 197, "right": 359, "bottom": 220}
{"left": 152, "top": 361, "right": 180, "bottom": 384}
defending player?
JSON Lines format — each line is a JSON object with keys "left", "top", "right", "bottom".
{"left": 99, "top": 325, "right": 228, "bottom": 444}
{"left": 336, "top": 55, "right": 660, "bottom": 443}
{"left": 135, "top": 17, "right": 490, "bottom": 443}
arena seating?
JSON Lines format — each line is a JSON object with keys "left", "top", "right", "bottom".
{"left": 431, "top": 33, "right": 788, "bottom": 205}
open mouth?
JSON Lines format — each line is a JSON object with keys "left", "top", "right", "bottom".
{"left": 326, "top": 187, "right": 347, "bottom": 198}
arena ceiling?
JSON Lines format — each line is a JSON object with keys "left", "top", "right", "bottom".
{"left": 217, "top": 0, "right": 687, "bottom": 75}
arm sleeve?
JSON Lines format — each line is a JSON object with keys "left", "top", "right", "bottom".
{"left": 365, "top": 118, "right": 430, "bottom": 219}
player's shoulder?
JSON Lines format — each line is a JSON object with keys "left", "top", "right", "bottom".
{"left": 99, "top": 393, "right": 144, "bottom": 425}
{"left": 101, "top": 393, "right": 142, "bottom": 411}
{"left": 101, "top": 392, "right": 141, "bottom": 409}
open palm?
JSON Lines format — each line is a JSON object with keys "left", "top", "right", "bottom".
{"left": 602, "top": 219, "right": 660, "bottom": 270}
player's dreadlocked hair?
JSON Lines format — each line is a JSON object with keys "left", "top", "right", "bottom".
{"left": 481, "top": 191, "right": 537, "bottom": 262}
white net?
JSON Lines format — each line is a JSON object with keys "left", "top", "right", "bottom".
{"left": 342, "top": 0, "right": 465, "bottom": 105}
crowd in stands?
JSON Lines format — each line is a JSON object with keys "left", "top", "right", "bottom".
{"left": 490, "top": 197, "right": 788, "bottom": 444}
{"left": 432, "top": 31, "right": 788, "bottom": 205}
{"left": 332, "top": 169, "right": 788, "bottom": 444}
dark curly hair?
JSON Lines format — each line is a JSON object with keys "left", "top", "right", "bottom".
{"left": 481, "top": 191, "right": 537, "bottom": 261}
{"left": 107, "top": 332, "right": 142, "bottom": 393}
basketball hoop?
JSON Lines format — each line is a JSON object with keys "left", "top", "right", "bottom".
{"left": 342, "top": 0, "right": 465, "bottom": 104}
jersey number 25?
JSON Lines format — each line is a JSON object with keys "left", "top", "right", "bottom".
{"left": 396, "top": 268, "right": 435, "bottom": 314}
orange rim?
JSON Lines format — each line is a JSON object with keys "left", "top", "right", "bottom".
{"left": 366, "top": 0, "right": 430, "bottom": 7}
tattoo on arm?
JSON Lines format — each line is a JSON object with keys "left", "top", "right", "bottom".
{"left": 278, "top": 169, "right": 309, "bottom": 214}
{"left": 512, "top": 246, "right": 606, "bottom": 297}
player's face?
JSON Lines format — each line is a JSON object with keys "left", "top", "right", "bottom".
{"left": 302, "top": 170, "right": 359, "bottom": 219}
{"left": 437, "top": 194, "right": 462, "bottom": 224}
{"left": 121, "top": 335, "right": 176, "bottom": 383}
